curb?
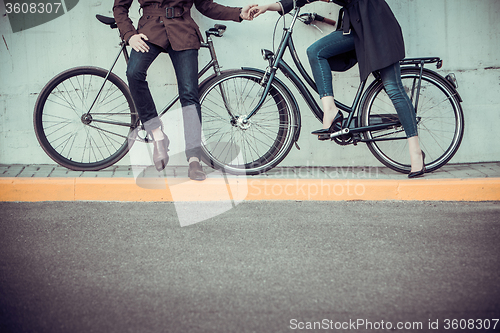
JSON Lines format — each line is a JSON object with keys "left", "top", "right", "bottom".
{"left": 1, "top": 177, "right": 499, "bottom": 202}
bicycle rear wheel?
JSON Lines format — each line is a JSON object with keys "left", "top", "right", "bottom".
{"left": 199, "top": 70, "right": 298, "bottom": 175}
{"left": 360, "top": 68, "right": 464, "bottom": 173}
{"left": 34, "top": 67, "right": 138, "bottom": 171}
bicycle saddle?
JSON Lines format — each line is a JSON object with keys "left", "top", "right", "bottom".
{"left": 96, "top": 15, "right": 117, "bottom": 29}
{"left": 207, "top": 24, "right": 226, "bottom": 37}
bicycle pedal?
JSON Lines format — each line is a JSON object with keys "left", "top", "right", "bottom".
{"left": 317, "top": 134, "right": 330, "bottom": 141}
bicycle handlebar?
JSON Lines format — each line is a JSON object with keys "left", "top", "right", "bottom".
{"left": 313, "top": 13, "right": 336, "bottom": 26}
{"left": 299, "top": 12, "right": 336, "bottom": 27}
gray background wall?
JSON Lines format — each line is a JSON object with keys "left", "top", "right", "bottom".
{"left": 0, "top": 0, "right": 499, "bottom": 167}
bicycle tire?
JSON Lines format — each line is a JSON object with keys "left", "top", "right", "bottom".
{"left": 34, "top": 67, "right": 138, "bottom": 171}
{"left": 199, "top": 70, "right": 299, "bottom": 175}
{"left": 360, "top": 67, "right": 464, "bottom": 173}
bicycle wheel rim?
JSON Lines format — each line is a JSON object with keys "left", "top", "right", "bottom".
{"left": 34, "top": 67, "right": 138, "bottom": 171}
{"left": 361, "top": 69, "right": 464, "bottom": 173}
{"left": 199, "top": 71, "right": 297, "bottom": 175}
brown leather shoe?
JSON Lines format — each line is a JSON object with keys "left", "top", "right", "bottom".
{"left": 188, "top": 161, "right": 206, "bottom": 181}
{"left": 153, "top": 136, "right": 170, "bottom": 172}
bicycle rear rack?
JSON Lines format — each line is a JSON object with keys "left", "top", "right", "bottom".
{"left": 400, "top": 57, "right": 443, "bottom": 69}
{"left": 398, "top": 57, "right": 443, "bottom": 113}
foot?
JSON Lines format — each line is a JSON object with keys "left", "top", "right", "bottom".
{"left": 408, "top": 151, "right": 426, "bottom": 178}
{"left": 153, "top": 136, "right": 170, "bottom": 172}
{"left": 311, "top": 111, "right": 343, "bottom": 136}
{"left": 312, "top": 114, "right": 336, "bottom": 134}
{"left": 319, "top": 96, "right": 338, "bottom": 130}
{"left": 188, "top": 161, "right": 206, "bottom": 181}
{"left": 311, "top": 127, "right": 335, "bottom": 135}
{"left": 410, "top": 150, "right": 424, "bottom": 173}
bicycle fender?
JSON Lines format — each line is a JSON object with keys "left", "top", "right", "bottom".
{"left": 241, "top": 67, "right": 302, "bottom": 144}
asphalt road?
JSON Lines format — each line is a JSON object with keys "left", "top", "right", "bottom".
{"left": 1, "top": 201, "right": 499, "bottom": 333}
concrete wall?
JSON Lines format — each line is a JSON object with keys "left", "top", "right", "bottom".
{"left": 1, "top": 0, "right": 499, "bottom": 167}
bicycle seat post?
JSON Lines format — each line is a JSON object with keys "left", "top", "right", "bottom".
{"left": 204, "top": 27, "right": 224, "bottom": 76}
{"left": 206, "top": 35, "right": 220, "bottom": 75}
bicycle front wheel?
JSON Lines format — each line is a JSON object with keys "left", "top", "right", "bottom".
{"left": 199, "top": 70, "right": 299, "bottom": 175}
{"left": 34, "top": 67, "right": 138, "bottom": 171}
{"left": 360, "top": 68, "right": 464, "bottom": 173}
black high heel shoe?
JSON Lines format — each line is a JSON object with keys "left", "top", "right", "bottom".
{"left": 312, "top": 111, "right": 343, "bottom": 140}
{"left": 408, "top": 151, "right": 426, "bottom": 178}
{"left": 311, "top": 122, "right": 336, "bottom": 135}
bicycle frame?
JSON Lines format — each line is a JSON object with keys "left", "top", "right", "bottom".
{"left": 245, "top": 7, "right": 443, "bottom": 143}
{"left": 37, "top": 14, "right": 463, "bottom": 173}
{"left": 84, "top": 27, "right": 225, "bottom": 131}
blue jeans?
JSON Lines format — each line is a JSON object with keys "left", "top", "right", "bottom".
{"left": 307, "top": 30, "right": 418, "bottom": 138}
{"left": 126, "top": 41, "right": 202, "bottom": 160}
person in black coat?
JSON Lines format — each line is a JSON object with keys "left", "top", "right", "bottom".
{"left": 252, "top": 0, "right": 426, "bottom": 178}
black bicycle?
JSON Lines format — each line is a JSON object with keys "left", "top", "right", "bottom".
{"left": 198, "top": 7, "right": 464, "bottom": 175}
{"left": 33, "top": 15, "right": 233, "bottom": 171}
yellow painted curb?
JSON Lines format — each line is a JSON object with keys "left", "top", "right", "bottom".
{"left": 0, "top": 177, "right": 499, "bottom": 202}
{"left": 0, "top": 178, "right": 75, "bottom": 201}
{"left": 398, "top": 178, "right": 500, "bottom": 201}
{"left": 245, "top": 178, "right": 500, "bottom": 201}
{"left": 0, "top": 178, "right": 248, "bottom": 202}
{"left": 74, "top": 178, "right": 173, "bottom": 202}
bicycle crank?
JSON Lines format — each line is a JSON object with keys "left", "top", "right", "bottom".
{"left": 318, "top": 128, "right": 350, "bottom": 141}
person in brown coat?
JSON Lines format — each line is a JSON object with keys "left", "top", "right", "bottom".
{"left": 113, "top": 0, "right": 256, "bottom": 180}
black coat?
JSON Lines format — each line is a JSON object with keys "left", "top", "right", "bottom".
{"left": 280, "top": 0, "right": 406, "bottom": 81}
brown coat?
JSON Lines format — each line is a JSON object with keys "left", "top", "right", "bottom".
{"left": 113, "top": 0, "right": 242, "bottom": 51}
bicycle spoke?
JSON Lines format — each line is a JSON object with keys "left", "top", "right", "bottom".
{"left": 361, "top": 68, "right": 463, "bottom": 173}
{"left": 35, "top": 68, "right": 136, "bottom": 170}
{"left": 61, "top": 130, "right": 79, "bottom": 160}
{"left": 199, "top": 71, "right": 297, "bottom": 174}
{"left": 53, "top": 82, "right": 80, "bottom": 115}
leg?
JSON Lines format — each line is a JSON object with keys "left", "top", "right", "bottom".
{"left": 168, "top": 48, "right": 201, "bottom": 160}
{"left": 126, "top": 42, "right": 170, "bottom": 171}
{"left": 168, "top": 47, "right": 206, "bottom": 180}
{"left": 408, "top": 136, "right": 424, "bottom": 173}
{"left": 126, "top": 42, "right": 163, "bottom": 132}
{"left": 379, "top": 62, "right": 424, "bottom": 174}
{"left": 307, "top": 31, "right": 355, "bottom": 130}
{"left": 320, "top": 96, "right": 338, "bottom": 129}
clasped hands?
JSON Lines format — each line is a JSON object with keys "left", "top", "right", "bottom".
{"left": 250, "top": 0, "right": 331, "bottom": 19}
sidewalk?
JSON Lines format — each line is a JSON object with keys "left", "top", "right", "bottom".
{"left": 1, "top": 162, "right": 499, "bottom": 202}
